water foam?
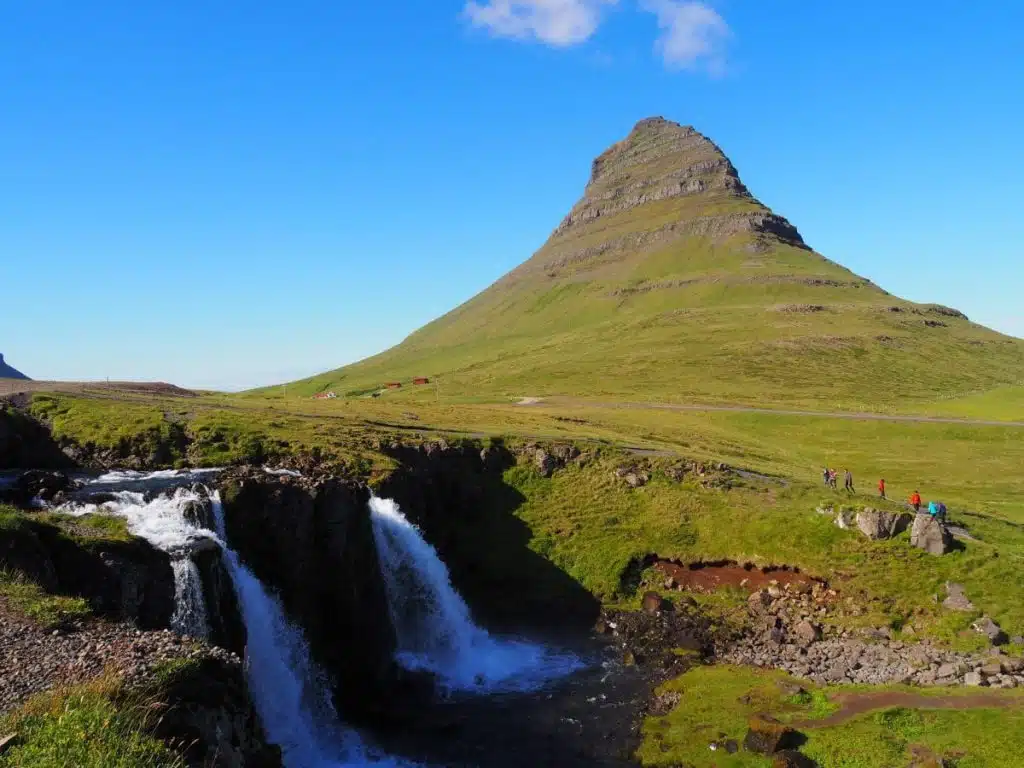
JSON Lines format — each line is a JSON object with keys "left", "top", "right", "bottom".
{"left": 369, "top": 496, "right": 582, "bottom": 693}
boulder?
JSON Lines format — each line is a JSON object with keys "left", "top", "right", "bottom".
{"left": 748, "top": 589, "right": 772, "bottom": 613}
{"left": 793, "top": 620, "right": 822, "bottom": 646}
{"left": 743, "top": 714, "right": 795, "bottom": 755}
{"left": 855, "top": 508, "right": 913, "bottom": 540}
{"left": 972, "top": 617, "right": 1008, "bottom": 646}
{"left": 910, "top": 514, "right": 954, "bottom": 555}
{"left": 624, "top": 471, "right": 649, "bottom": 489}
{"left": 942, "top": 582, "right": 976, "bottom": 612}
{"left": 534, "top": 450, "right": 558, "bottom": 477}
{"left": 14, "top": 470, "right": 73, "bottom": 502}
{"left": 642, "top": 591, "right": 667, "bottom": 614}
{"left": 964, "top": 671, "right": 986, "bottom": 686}
{"left": 833, "top": 509, "right": 856, "bottom": 530}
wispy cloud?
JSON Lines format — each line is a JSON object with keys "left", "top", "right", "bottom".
{"left": 462, "top": 0, "right": 619, "bottom": 46}
{"left": 640, "top": 0, "right": 730, "bottom": 73}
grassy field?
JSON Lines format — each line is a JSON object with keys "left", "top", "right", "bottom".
{"left": 639, "top": 665, "right": 1024, "bottom": 767}
{"left": 0, "top": 677, "right": 183, "bottom": 768}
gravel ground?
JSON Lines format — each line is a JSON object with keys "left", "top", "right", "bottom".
{"left": 0, "top": 597, "right": 239, "bottom": 715}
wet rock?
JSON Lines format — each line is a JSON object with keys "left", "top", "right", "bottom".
{"left": 972, "top": 617, "right": 1008, "bottom": 646}
{"left": 743, "top": 714, "right": 794, "bottom": 755}
{"left": 942, "top": 582, "right": 976, "bottom": 612}
{"left": 855, "top": 508, "right": 913, "bottom": 540}
{"left": 910, "top": 514, "right": 954, "bottom": 555}
{"left": 15, "top": 470, "right": 73, "bottom": 502}
{"left": 181, "top": 497, "right": 214, "bottom": 530}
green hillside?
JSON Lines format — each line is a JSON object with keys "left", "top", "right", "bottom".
{"left": 277, "top": 118, "right": 1024, "bottom": 411}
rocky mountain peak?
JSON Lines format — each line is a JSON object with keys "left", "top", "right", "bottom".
{"left": 0, "top": 353, "right": 30, "bottom": 380}
{"left": 552, "top": 117, "right": 803, "bottom": 249}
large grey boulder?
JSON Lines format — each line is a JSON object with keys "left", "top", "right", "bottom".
{"left": 856, "top": 508, "right": 913, "bottom": 540}
{"left": 910, "top": 513, "right": 954, "bottom": 555}
{"left": 972, "top": 616, "right": 1008, "bottom": 646}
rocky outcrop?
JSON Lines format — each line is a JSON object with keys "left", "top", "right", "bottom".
{"left": 193, "top": 544, "right": 245, "bottom": 655}
{"left": 0, "top": 405, "right": 72, "bottom": 470}
{"left": 910, "top": 513, "right": 954, "bottom": 555}
{"left": 218, "top": 470, "right": 400, "bottom": 722}
{"left": 0, "top": 513, "right": 173, "bottom": 628}
{"left": 855, "top": 508, "right": 913, "bottom": 540}
{"left": 150, "top": 656, "right": 281, "bottom": 768}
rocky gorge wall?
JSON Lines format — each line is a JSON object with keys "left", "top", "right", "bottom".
{"left": 217, "top": 468, "right": 405, "bottom": 724}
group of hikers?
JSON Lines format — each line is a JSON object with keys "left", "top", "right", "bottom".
{"left": 822, "top": 468, "right": 948, "bottom": 521}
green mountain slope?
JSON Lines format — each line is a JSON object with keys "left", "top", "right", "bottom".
{"left": 280, "top": 118, "right": 1024, "bottom": 410}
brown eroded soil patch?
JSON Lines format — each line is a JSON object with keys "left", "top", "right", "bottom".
{"left": 792, "top": 690, "right": 1022, "bottom": 729}
{"left": 654, "top": 560, "right": 822, "bottom": 594}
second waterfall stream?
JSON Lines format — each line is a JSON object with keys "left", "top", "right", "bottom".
{"left": 369, "top": 496, "right": 582, "bottom": 692}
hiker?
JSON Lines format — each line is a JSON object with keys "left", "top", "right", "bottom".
{"left": 828, "top": 469, "right": 838, "bottom": 490}
{"left": 844, "top": 469, "right": 854, "bottom": 494}
{"left": 910, "top": 490, "right": 922, "bottom": 513}
{"left": 822, "top": 467, "right": 830, "bottom": 487}
{"left": 936, "top": 501, "right": 948, "bottom": 522}
{"left": 878, "top": 478, "right": 886, "bottom": 499}
{"left": 928, "top": 500, "right": 939, "bottom": 517}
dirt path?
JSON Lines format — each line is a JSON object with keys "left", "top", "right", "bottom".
{"left": 792, "top": 690, "right": 1021, "bottom": 729}
{"left": 541, "top": 397, "right": 1024, "bottom": 428}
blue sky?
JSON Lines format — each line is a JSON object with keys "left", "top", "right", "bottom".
{"left": 3, "top": 1, "right": 1022, "bottom": 390}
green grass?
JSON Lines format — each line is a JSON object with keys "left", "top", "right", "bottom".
{"left": 0, "top": 678, "right": 183, "bottom": 768}
{"left": 0, "top": 572, "right": 91, "bottom": 626}
{"left": 639, "top": 665, "right": 1024, "bottom": 768}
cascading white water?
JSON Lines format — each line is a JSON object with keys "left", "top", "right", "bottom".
{"left": 369, "top": 496, "right": 582, "bottom": 693}
{"left": 209, "top": 493, "right": 412, "bottom": 768}
{"left": 54, "top": 470, "right": 412, "bottom": 767}
{"left": 171, "top": 558, "right": 210, "bottom": 639}
{"left": 58, "top": 480, "right": 217, "bottom": 639}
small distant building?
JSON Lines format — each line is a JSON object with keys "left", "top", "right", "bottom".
{"left": 385, "top": 382, "right": 402, "bottom": 389}
{"left": 313, "top": 391, "right": 337, "bottom": 400}
{"left": 412, "top": 377, "right": 430, "bottom": 385}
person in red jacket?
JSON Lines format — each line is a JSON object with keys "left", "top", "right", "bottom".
{"left": 910, "top": 490, "right": 922, "bottom": 512}
{"left": 878, "top": 478, "right": 886, "bottom": 499}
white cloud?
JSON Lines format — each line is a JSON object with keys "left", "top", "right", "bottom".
{"left": 640, "top": 0, "right": 729, "bottom": 72}
{"left": 463, "top": 0, "right": 619, "bottom": 46}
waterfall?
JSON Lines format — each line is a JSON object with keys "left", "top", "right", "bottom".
{"left": 210, "top": 493, "right": 412, "bottom": 768}
{"left": 170, "top": 558, "right": 209, "bottom": 639}
{"left": 55, "top": 470, "right": 412, "bottom": 767}
{"left": 58, "top": 480, "right": 217, "bottom": 639}
{"left": 369, "top": 496, "right": 582, "bottom": 693}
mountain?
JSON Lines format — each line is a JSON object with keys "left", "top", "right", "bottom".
{"left": 0, "top": 354, "right": 29, "bottom": 380}
{"left": 283, "top": 118, "right": 1024, "bottom": 410}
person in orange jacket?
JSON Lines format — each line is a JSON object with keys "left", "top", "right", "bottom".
{"left": 910, "top": 490, "right": 922, "bottom": 512}
{"left": 878, "top": 478, "right": 886, "bottom": 499}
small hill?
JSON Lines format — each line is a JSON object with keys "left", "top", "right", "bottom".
{"left": 0, "top": 354, "right": 29, "bottom": 380}
{"left": 282, "top": 118, "right": 1024, "bottom": 410}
